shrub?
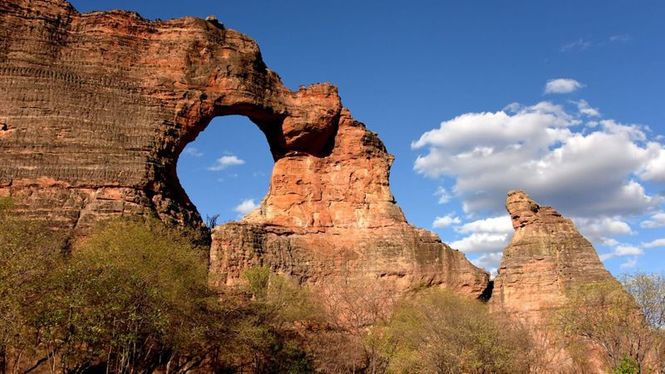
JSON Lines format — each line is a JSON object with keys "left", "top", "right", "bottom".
{"left": 223, "top": 266, "right": 319, "bottom": 373}
{"left": 33, "top": 218, "right": 226, "bottom": 373}
{"left": 378, "top": 288, "right": 533, "bottom": 374}
{"left": 557, "top": 281, "right": 664, "bottom": 373}
{"left": 0, "top": 198, "right": 65, "bottom": 373}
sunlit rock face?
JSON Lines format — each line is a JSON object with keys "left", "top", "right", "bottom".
{"left": 0, "top": 0, "right": 488, "bottom": 297}
{"left": 491, "top": 190, "right": 616, "bottom": 318}
{"left": 491, "top": 191, "right": 623, "bottom": 371}
{"left": 211, "top": 109, "right": 489, "bottom": 296}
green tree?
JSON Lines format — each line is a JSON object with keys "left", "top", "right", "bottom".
{"left": 0, "top": 199, "right": 65, "bottom": 373}
{"left": 558, "top": 281, "right": 663, "bottom": 373}
{"left": 378, "top": 289, "right": 533, "bottom": 374}
{"left": 222, "top": 266, "right": 319, "bottom": 373}
{"left": 622, "top": 272, "right": 665, "bottom": 329}
{"left": 34, "top": 218, "right": 228, "bottom": 373}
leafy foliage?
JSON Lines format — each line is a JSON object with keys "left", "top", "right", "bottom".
{"left": 0, "top": 198, "right": 66, "bottom": 373}
{"left": 40, "top": 218, "right": 225, "bottom": 372}
{"left": 622, "top": 272, "right": 665, "bottom": 329}
{"left": 377, "top": 289, "right": 534, "bottom": 374}
{"left": 557, "top": 280, "right": 665, "bottom": 373}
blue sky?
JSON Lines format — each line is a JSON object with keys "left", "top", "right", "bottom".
{"left": 71, "top": 0, "right": 665, "bottom": 277}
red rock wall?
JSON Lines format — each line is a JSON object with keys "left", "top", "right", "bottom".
{"left": 491, "top": 191, "right": 625, "bottom": 371}
{"left": 0, "top": 0, "right": 489, "bottom": 297}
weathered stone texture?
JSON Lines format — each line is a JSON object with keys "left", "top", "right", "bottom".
{"left": 491, "top": 191, "right": 617, "bottom": 318}
{"left": 490, "top": 191, "right": 625, "bottom": 372}
{"left": 0, "top": 0, "right": 488, "bottom": 296}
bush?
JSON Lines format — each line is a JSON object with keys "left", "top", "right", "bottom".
{"left": 557, "top": 281, "right": 664, "bottom": 373}
{"left": 223, "top": 266, "right": 320, "bottom": 373}
{"left": 40, "top": 218, "right": 226, "bottom": 372}
{"left": 612, "top": 356, "right": 640, "bottom": 374}
{"left": 0, "top": 198, "right": 66, "bottom": 373}
{"left": 377, "top": 289, "right": 533, "bottom": 374}
{"left": 0, "top": 214, "right": 230, "bottom": 373}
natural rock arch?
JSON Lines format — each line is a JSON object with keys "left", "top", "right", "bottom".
{"left": 0, "top": 0, "right": 489, "bottom": 296}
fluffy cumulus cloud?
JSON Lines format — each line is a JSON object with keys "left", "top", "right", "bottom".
{"left": 643, "top": 239, "right": 665, "bottom": 248}
{"left": 600, "top": 244, "right": 643, "bottom": 261}
{"left": 641, "top": 212, "right": 665, "bottom": 229}
{"left": 573, "top": 217, "right": 633, "bottom": 243}
{"left": 233, "top": 198, "right": 258, "bottom": 215}
{"left": 575, "top": 99, "right": 600, "bottom": 117}
{"left": 449, "top": 216, "right": 514, "bottom": 271}
{"left": 544, "top": 78, "right": 584, "bottom": 94}
{"left": 640, "top": 148, "right": 665, "bottom": 182}
{"left": 432, "top": 214, "right": 461, "bottom": 228}
{"left": 471, "top": 252, "right": 503, "bottom": 278}
{"left": 412, "top": 101, "right": 663, "bottom": 218}
{"left": 434, "top": 186, "right": 452, "bottom": 204}
{"left": 416, "top": 83, "right": 665, "bottom": 272}
{"left": 208, "top": 154, "right": 245, "bottom": 171}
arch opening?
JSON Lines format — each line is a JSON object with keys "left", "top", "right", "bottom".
{"left": 175, "top": 114, "right": 274, "bottom": 228}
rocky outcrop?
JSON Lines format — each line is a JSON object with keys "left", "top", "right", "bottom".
{"left": 0, "top": 0, "right": 488, "bottom": 296}
{"left": 491, "top": 190, "right": 617, "bottom": 319}
{"left": 490, "top": 191, "right": 625, "bottom": 371}
{"left": 210, "top": 109, "right": 488, "bottom": 296}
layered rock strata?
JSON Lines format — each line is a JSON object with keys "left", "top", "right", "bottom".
{"left": 490, "top": 191, "right": 628, "bottom": 371}
{"left": 0, "top": 0, "right": 488, "bottom": 296}
{"left": 491, "top": 190, "right": 618, "bottom": 319}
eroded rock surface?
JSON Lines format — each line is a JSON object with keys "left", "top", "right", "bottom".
{"left": 0, "top": 0, "right": 488, "bottom": 296}
{"left": 491, "top": 191, "right": 624, "bottom": 371}
{"left": 491, "top": 190, "right": 616, "bottom": 318}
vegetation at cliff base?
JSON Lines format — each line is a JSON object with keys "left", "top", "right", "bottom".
{"left": 2, "top": 199, "right": 665, "bottom": 373}
{"left": 558, "top": 278, "right": 665, "bottom": 373}
{"left": 0, "top": 203, "right": 317, "bottom": 373}
{"left": 376, "top": 289, "right": 534, "bottom": 373}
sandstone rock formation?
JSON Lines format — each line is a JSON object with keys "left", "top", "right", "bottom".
{"left": 0, "top": 0, "right": 488, "bottom": 296}
{"left": 490, "top": 191, "right": 626, "bottom": 371}
{"left": 491, "top": 190, "right": 617, "bottom": 319}
{"left": 210, "top": 108, "right": 488, "bottom": 295}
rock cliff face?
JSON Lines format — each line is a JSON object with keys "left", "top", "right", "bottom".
{"left": 491, "top": 191, "right": 617, "bottom": 319}
{"left": 0, "top": 0, "right": 488, "bottom": 296}
{"left": 211, "top": 108, "right": 488, "bottom": 294}
{"left": 490, "top": 191, "right": 624, "bottom": 371}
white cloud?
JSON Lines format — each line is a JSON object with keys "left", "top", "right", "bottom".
{"left": 561, "top": 39, "right": 592, "bottom": 52}
{"left": 471, "top": 252, "right": 503, "bottom": 278}
{"left": 573, "top": 216, "right": 632, "bottom": 243}
{"left": 640, "top": 147, "right": 665, "bottom": 182}
{"left": 208, "top": 155, "right": 245, "bottom": 171}
{"left": 456, "top": 216, "right": 513, "bottom": 234}
{"left": 609, "top": 34, "right": 631, "bottom": 43}
{"left": 602, "top": 238, "right": 620, "bottom": 247}
{"left": 451, "top": 233, "right": 511, "bottom": 254}
{"left": 600, "top": 244, "right": 644, "bottom": 261}
{"left": 233, "top": 198, "right": 258, "bottom": 215}
{"left": 412, "top": 101, "right": 662, "bottom": 218}
{"left": 182, "top": 146, "right": 203, "bottom": 157}
{"left": 615, "top": 245, "right": 643, "bottom": 256}
{"left": 641, "top": 212, "right": 665, "bottom": 229}
{"left": 545, "top": 78, "right": 584, "bottom": 94}
{"left": 575, "top": 99, "right": 600, "bottom": 117}
{"left": 434, "top": 186, "right": 452, "bottom": 204}
{"left": 643, "top": 239, "right": 665, "bottom": 248}
{"left": 620, "top": 257, "right": 638, "bottom": 269}
{"left": 432, "top": 214, "right": 461, "bottom": 229}
{"left": 449, "top": 216, "right": 513, "bottom": 254}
